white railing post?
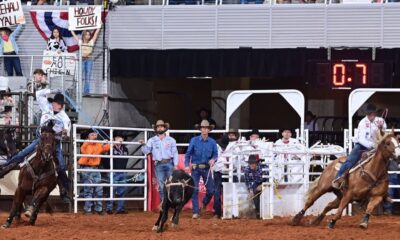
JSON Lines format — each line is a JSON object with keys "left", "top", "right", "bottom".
{"left": 109, "top": 129, "right": 114, "bottom": 206}
{"left": 73, "top": 124, "right": 78, "bottom": 213}
{"left": 144, "top": 129, "right": 148, "bottom": 211}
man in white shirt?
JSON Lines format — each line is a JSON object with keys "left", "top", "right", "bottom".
{"left": 332, "top": 103, "right": 386, "bottom": 189}
{"left": 0, "top": 89, "right": 71, "bottom": 202}
{"left": 275, "top": 129, "right": 301, "bottom": 183}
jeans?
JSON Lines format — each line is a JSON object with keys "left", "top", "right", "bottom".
{"left": 253, "top": 190, "right": 261, "bottom": 215}
{"left": 383, "top": 174, "right": 400, "bottom": 212}
{"left": 82, "top": 59, "right": 93, "bottom": 95}
{"left": 213, "top": 171, "right": 223, "bottom": 217}
{"left": 81, "top": 166, "right": 103, "bottom": 212}
{"left": 4, "top": 55, "right": 23, "bottom": 76}
{"left": 336, "top": 143, "right": 368, "bottom": 178}
{"left": 191, "top": 168, "right": 214, "bottom": 214}
{"left": 106, "top": 172, "right": 128, "bottom": 212}
{"left": 155, "top": 162, "right": 174, "bottom": 201}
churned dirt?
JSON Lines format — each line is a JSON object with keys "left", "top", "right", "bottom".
{"left": 0, "top": 211, "right": 398, "bottom": 240}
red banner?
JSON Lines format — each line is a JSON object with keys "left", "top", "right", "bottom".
{"left": 147, "top": 154, "right": 214, "bottom": 212}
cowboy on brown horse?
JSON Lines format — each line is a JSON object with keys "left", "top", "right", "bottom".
{"left": 332, "top": 103, "right": 386, "bottom": 189}
{"left": 291, "top": 128, "right": 400, "bottom": 229}
{"left": 0, "top": 88, "right": 71, "bottom": 203}
{"left": 2, "top": 120, "right": 59, "bottom": 228}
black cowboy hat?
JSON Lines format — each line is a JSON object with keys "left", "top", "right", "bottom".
{"left": 48, "top": 93, "right": 65, "bottom": 105}
{"left": 218, "top": 134, "right": 230, "bottom": 150}
{"left": 249, "top": 129, "right": 260, "bottom": 136}
{"left": 0, "top": 27, "right": 12, "bottom": 34}
{"left": 81, "top": 128, "right": 97, "bottom": 140}
{"left": 248, "top": 155, "right": 258, "bottom": 164}
{"left": 365, "top": 103, "right": 377, "bottom": 114}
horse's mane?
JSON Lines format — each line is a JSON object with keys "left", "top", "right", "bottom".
{"left": 373, "top": 129, "right": 394, "bottom": 148}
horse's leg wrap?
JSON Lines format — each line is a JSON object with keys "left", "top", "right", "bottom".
{"left": 359, "top": 213, "right": 370, "bottom": 229}
{"left": 327, "top": 219, "right": 336, "bottom": 229}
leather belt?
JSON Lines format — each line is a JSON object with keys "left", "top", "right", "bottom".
{"left": 192, "top": 163, "right": 210, "bottom": 170}
{"left": 156, "top": 159, "right": 172, "bottom": 164}
{"left": 3, "top": 51, "right": 16, "bottom": 55}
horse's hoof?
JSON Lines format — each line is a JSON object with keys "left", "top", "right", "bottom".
{"left": 359, "top": 222, "right": 368, "bottom": 229}
{"left": 1, "top": 223, "right": 10, "bottom": 229}
{"left": 327, "top": 220, "right": 336, "bottom": 229}
{"left": 156, "top": 227, "right": 163, "bottom": 233}
{"left": 152, "top": 225, "right": 158, "bottom": 231}
{"left": 171, "top": 223, "right": 177, "bottom": 228}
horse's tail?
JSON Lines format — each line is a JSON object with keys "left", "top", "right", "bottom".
{"left": 306, "top": 176, "right": 320, "bottom": 200}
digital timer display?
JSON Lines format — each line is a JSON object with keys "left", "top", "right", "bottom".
{"left": 307, "top": 60, "right": 393, "bottom": 88}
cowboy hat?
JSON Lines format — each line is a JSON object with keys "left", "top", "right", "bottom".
{"left": 365, "top": 103, "right": 377, "bottom": 114}
{"left": 81, "top": 128, "right": 97, "bottom": 140}
{"left": 195, "top": 120, "right": 215, "bottom": 130}
{"left": 248, "top": 155, "right": 258, "bottom": 164}
{"left": 227, "top": 128, "right": 239, "bottom": 137}
{"left": 152, "top": 120, "right": 170, "bottom": 131}
{"left": 249, "top": 128, "right": 260, "bottom": 136}
{"left": 48, "top": 93, "right": 65, "bottom": 105}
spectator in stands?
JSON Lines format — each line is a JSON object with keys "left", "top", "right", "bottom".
{"left": 106, "top": 132, "right": 129, "bottom": 214}
{"left": 185, "top": 120, "right": 217, "bottom": 219}
{"left": 383, "top": 156, "right": 400, "bottom": 215}
{"left": 140, "top": 120, "right": 178, "bottom": 203}
{"left": 213, "top": 134, "right": 229, "bottom": 219}
{"left": 275, "top": 128, "right": 301, "bottom": 183}
{"left": 305, "top": 111, "right": 318, "bottom": 131}
{"left": 244, "top": 155, "right": 266, "bottom": 219}
{"left": 249, "top": 128, "right": 260, "bottom": 141}
{"left": 0, "top": 25, "right": 23, "bottom": 76}
{"left": 46, "top": 28, "right": 67, "bottom": 53}
{"left": 71, "top": 27, "right": 102, "bottom": 95}
{"left": 197, "top": 107, "right": 217, "bottom": 128}
{"left": 0, "top": 88, "right": 14, "bottom": 125}
{"left": 227, "top": 128, "right": 239, "bottom": 141}
{"left": 28, "top": 69, "right": 48, "bottom": 94}
{"left": 79, "top": 128, "right": 111, "bottom": 215}
{"left": 36, "top": 0, "right": 48, "bottom": 4}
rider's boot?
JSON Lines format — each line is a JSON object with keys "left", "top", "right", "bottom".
{"left": 57, "top": 174, "right": 71, "bottom": 204}
{"left": 0, "top": 162, "right": 19, "bottom": 179}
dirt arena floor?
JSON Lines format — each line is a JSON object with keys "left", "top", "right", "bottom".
{"left": 0, "top": 211, "right": 399, "bottom": 240}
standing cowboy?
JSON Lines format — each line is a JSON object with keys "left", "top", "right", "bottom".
{"left": 185, "top": 120, "right": 218, "bottom": 219}
{"left": 0, "top": 88, "right": 71, "bottom": 203}
{"left": 140, "top": 120, "right": 178, "bottom": 202}
{"left": 332, "top": 103, "right": 386, "bottom": 189}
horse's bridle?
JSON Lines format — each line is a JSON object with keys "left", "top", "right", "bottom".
{"left": 39, "top": 132, "right": 56, "bottom": 163}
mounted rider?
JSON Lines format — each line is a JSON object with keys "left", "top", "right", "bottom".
{"left": 0, "top": 88, "right": 71, "bottom": 203}
{"left": 332, "top": 103, "right": 386, "bottom": 189}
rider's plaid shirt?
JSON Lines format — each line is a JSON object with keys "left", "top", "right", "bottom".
{"left": 244, "top": 164, "right": 266, "bottom": 192}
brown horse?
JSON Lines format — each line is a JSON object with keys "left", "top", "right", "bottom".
{"left": 292, "top": 130, "right": 400, "bottom": 229}
{"left": 2, "top": 121, "right": 59, "bottom": 228}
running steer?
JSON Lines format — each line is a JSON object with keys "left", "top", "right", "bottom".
{"left": 153, "top": 170, "right": 194, "bottom": 233}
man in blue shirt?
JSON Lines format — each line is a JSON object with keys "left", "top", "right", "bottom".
{"left": 140, "top": 120, "right": 178, "bottom": 201}
{"left": 185, "top": 120, "right": 218, "bottom": 219}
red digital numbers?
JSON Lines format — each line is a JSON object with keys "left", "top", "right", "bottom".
{"left": 332, "top": 63, "right": 367, "bottom": 87}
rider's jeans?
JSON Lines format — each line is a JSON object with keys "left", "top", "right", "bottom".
{"left": 336, "top": 143, "right": 368, "bottom": 178}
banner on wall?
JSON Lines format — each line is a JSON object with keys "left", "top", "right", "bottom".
{"left": 0, "top": 0, "right": 25, "bottom": 27}
{"left": 42, "top": 51, "right": 77, "bottom": 77}
{"left": 68, "top": 6, "right": 102, "bottom": 31}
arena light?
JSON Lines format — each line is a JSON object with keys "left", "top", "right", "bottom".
{"left": 186, "top": 76, "right": 213, "bottom": 79}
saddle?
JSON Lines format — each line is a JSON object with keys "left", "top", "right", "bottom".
{"left": 334, "top": 150, "right": 375, "bottom": 172}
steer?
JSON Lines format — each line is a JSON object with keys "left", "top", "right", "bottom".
{"left": 152, "top": 170, "right": 194, "bottom": 233}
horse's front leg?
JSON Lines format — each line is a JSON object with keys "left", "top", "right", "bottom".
{"left": 2, "top": 187, "right": 25, "bottom": 228}
{"left": 327, "top": 192, "right": 352, "bottom": 229}
{"left": 28, "top": 187, "right": 49, "bottom": 226}
{"left": 359, "top": 195, "right": 383, "bottom": 229}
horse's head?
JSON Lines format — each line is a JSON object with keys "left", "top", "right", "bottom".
{"left": 39, "top": 121, "right": 56, "bottom": 163}
{"left": 375, "top": 129, "right": 400, "bottom": 160}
